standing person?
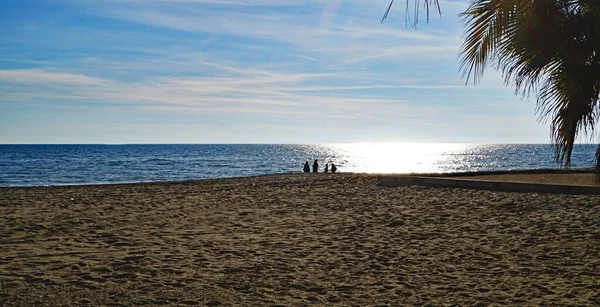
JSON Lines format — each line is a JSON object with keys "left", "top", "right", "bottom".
{"left": 324, "top": 163, "right": 329, "bottom": 173}
{"left": 312, "top": 159, "right": 319, "bottom": 173}
{"left": 303, "top": 161, "right": 310, "bottom": 173}
{"left": 331, "top": 163, "right": 337, "bottom": 173}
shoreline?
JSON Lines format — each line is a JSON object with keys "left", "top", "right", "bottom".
{"left": 1, "top": 167, "right": 596, "bottom": 189}
{"left": 2, "top": 173, "right": 599, "bottom": 305}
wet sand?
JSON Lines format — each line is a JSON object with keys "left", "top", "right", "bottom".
{"left": 1, "top": 173, "right": 600, "bottom": 306}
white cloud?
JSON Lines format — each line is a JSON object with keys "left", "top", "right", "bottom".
{"left": 1, "top": 68, "right": 447, "bottom": 122}
{"left": 0, "top": 69, "right": 109, "bottom": 86}
{"left": 77, "top": 57, "right": 104, "bottom": 64}
{"left": 83, "top": 0, "right": 461, "bottom": 66}
{"left": 111, "top": 0, "right": 307, "bottom": 6}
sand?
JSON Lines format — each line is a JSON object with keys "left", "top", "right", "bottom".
{"left": 1, "top": 173, "right": 600, "bottom": 306}
{"left": 453, "top": 173, "right": 597, "bottom": 187}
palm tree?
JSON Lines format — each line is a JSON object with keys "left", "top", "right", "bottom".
{"left": 458, "top": 0, "right": 600, "bottom": 177}
{"left": 384, "top": 1, "right": 600, "bottom": 178}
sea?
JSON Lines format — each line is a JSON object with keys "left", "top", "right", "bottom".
{"left": 0, "top": 144, "right": 597, "bottom": 187}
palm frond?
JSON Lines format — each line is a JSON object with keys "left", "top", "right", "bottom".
{"left": 540, "top": 59, "right": 600, "bottom": 166}
{"left": 459, "top": 0, "right": 523, "bottom": 85}
{"left": 381, "top": 0, "right": 441, "bottom": 25}
{"left": 382, "top": 0, "right": 395, "bottom": 24}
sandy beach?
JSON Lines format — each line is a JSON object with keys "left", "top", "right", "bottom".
{"left": 1, "top": 173, "right": 600, "bottom": 306}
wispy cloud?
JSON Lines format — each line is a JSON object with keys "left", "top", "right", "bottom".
{"left": 79, "top": 0, "right": 461, "bottom": 66}
{"left": 101, "top": 0, "right": 308, "bottom": 6}
{"left": 77, "top": 57, "right": 103, "bottom": 64}
{"left": 1, "top": 67, "right": 452, "bottom": 122}
{"left": 297, "top": 55, "right": 318, "bottom": 61}
{"left": 0, "top": 69, "right": 109, "bottom": 86}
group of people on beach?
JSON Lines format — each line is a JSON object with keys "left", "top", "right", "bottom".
{"left": 303, "top": 159, "right": 337, "bottom": 173}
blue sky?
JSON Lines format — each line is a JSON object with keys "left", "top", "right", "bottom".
{"left": 0, "top": 0, "right": 550, "bottom": 144}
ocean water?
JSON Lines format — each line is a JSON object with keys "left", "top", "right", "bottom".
{"left": 0, "top": 144, "right": 597, "bottom": 187}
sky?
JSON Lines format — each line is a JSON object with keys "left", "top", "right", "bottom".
{"left": 0, "top": 0, "right": 552, "bottom": 144}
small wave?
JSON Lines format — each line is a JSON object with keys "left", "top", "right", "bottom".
{"left": 142, "top": 158, "right": 176, "bottom": 166}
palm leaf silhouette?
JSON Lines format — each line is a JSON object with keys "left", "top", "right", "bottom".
{"left": 384, "top": 1, "right": 600, "bottom": 180}
{"left": 459, "top": 0, "right": 600, "bottom": 178}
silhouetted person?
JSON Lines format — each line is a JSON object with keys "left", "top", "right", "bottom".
{"left": 303, "top": 161, "right": 310, "bottom": 173}
{"left": 324, "top": 163, "right": 329, "bottom": 173}
{"left": 331, "top": 163, "right": 337, "bottom": 173}
{"left": 312, "top": 159, "right": 319, "bottom": 173}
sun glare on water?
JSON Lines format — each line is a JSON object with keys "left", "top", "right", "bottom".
{"left": 324, "top": 143, "right": 471, "bottom": 174}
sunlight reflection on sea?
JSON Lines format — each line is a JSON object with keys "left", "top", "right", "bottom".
{"left": 305, "top": 143, "right": 588, "bottom": 174}
{"left": 323, "top": 143, "right": 470, "bottom": 173}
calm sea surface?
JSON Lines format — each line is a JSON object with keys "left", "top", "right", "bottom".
{"left": 0, "top": 144, "right": 597, "bottom": 187}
